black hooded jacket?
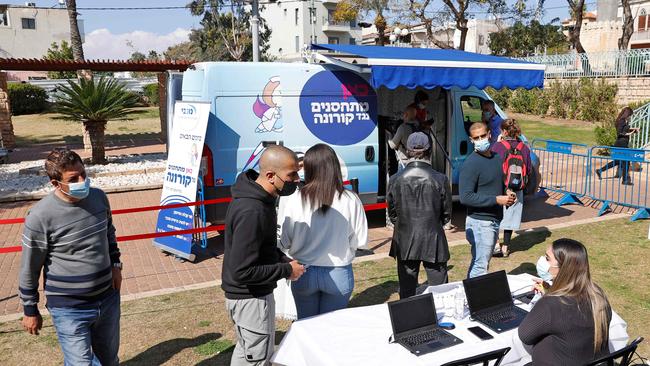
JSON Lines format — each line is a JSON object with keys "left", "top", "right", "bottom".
{"left": 221, "top": 170, "right": 292, "bottom": 299}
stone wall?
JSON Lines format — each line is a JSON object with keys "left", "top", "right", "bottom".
{"left": 543, "top": 77, "right": 650, "bottom": 106}
{"left": 0, "top": 72, "right": 15, "bottom": 149}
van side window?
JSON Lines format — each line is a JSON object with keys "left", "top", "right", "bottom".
{"left": 460, "top": 95, "right": 485, "bottom": 136}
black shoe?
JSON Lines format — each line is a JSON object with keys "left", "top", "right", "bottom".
{"left": 622, "top": 181, "right": 634, "bottom": 186}
{"left": 595, "top": 170, "right": 602, "bottom": 180}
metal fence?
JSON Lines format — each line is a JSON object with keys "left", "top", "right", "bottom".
{"left": 519, "top": 49, "right": 650, "bottom": 78}
{"left": 630, "top": 102, "right": 650, "bottom": 149}
{"left": 589, "top": 147, "right": 650, "bottom": 219}
{"left": 531, "top": 139, "right": 590, "bottom": 206}
{"left": 23, "top": 77, "right": 157, "bottom": 96}
{"left": 533, "top": 138, "right": 650, "bottom": 220}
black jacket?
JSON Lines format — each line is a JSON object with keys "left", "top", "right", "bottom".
{"left": 387, "top": 161, "right": 452, "bottom": 263}
{"left": 221, "top": 170, "right": 292, "bottom": 299}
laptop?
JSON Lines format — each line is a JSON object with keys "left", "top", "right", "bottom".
{"left": 387, "top": 293, "right": 463, "bottom": 356}
{"left": 463, "top": 270, "right": 529, "bottom": 333}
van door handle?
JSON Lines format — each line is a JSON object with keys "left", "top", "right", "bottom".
{"left": 365, "top": 146, "right": 375, "bottom": 162}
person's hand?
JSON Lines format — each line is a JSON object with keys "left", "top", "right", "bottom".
{"left": 496, "top": 195, "right": 516, "bottom": 206}
{"left": 112, "top": 267, "right": 122, "bottom": 292}
{"left": 532, "top": 279, "right": 550, "bottom": 295}
{"left": 22, "top": 314, "right": 43, "bottom": 335}
{"left": 506, "top": 189, "right": 518, "bottom": 204}
{"left": 288, "top": 260, "right": 305, "bottom": 281}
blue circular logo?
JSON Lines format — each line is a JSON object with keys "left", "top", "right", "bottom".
{"left": 299, "top": 71, "right": 377, "bottom": 146}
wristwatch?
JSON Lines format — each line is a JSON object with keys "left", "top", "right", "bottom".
{"left": 112, "top": 262, "right": 123, "bottom": 270}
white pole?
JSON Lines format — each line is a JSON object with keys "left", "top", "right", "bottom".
{"left": 251, "top": 0, "right": 260, "bottom": 62}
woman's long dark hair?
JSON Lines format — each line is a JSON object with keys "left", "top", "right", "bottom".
{"left": 301, "top": 144, "right": 344, "bottom": 213}
{"left": 616, "top": 107, "right": 634, "bottom": 129}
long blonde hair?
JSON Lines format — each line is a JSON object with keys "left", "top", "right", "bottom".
{"left": 547, "top": 239, "right": 610, "bottom": 353}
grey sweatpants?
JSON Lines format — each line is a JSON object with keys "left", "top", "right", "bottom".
{"left": 226, "top": 293, "right": 275, "bottom": 366}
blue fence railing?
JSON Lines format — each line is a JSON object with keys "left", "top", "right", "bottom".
{"left": 531, "top": 139, "right": 650, "bottom": 221}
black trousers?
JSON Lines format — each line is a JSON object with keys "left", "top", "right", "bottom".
{"left": 396, "top": 259, "right": 448, "bottom": 299}
{"left": 599, "top": 159, "right": 631, "bottom": 182}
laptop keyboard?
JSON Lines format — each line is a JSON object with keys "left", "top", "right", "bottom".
{"left": 402, "top": 328, "right": 449, "bottom": 347}
{"left": 481, "top": 306, "right": 521, "bottom": 323}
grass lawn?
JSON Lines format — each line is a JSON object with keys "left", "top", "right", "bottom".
{"left": 11, "top": 107, "right": 162, "bottom": 147}
{"left": 1, "top": 218, "right": 648, "bottom": 365}
{"left": 509, "top": 112, "right": 598, "bottom": 146}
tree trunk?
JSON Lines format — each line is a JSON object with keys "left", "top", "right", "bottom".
{"left": 375, "top": 14, "right": 387, "bottom": 46}
{"left": 66, "top": 0, "right": 89, "bottom": 80}
{"left": 84, "top": 120, "right": 107, "bottom": 164}
{"left": 568, "top": 0, "right": 591, "bottom": 74}
{"left": 82, "top": 125, "right": 91, "bottom": 151}
{"left": 619, "top": 0, "right": 634, "bottom": 50}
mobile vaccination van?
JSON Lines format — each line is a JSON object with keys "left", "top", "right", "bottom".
{"left": 168, "top": 44, "right": 545, "bottom": 224}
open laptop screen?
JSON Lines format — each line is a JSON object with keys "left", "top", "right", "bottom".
{"left": 388, "top": 293, "right": 437, "bottom": 335}
{"left": 463, "top": 270, "right": 512, "bottom": 313}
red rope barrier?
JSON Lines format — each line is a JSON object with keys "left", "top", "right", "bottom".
{"left": 0, "top": 199, "right": 387, "bottom": 254}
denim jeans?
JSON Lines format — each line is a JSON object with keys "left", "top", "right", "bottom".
{"left": 465, "top": 216, "right": 500, "bottom": 278}
{"left": 48, "top": 290, "right": 120, "bottom": 366}
{"left": 291, "top": 264, "right": 354, "bottom": 319}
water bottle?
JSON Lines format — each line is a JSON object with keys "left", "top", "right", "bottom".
{"left": 454, "top": 288, "right": 465, "bottom": 320}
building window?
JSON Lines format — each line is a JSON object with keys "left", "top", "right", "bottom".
{"left": 0, "top": 7, "right": 8, "bottom": 27}
{"left": 21, "top": 18, "right": 36, "bottom": 30}
{"left": 349, "top": 38, "right": 356, "bottom": 45}
{"left": 478, "top": 34, "right": 485, "bottom": 46}
{"left": 309, "top": 8, "right": 317, "bottom": 25}
{"left": 295, "top": 8, "right": 299, "bottom": 26}
{"left": 328, "top": 37, "right": 339, "bottom": 45}
{"left": 295, "top": 36, "right": 300, "bottom": 52}
{"left": 639, "top": 9, "right": 647, "bottom": 31}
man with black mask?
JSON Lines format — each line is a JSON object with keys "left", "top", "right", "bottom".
{"left": 222, "top": 145, "right": 305, "bottom": 365}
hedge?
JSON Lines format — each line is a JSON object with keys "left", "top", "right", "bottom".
{"left": 7, "top": 83, "right": 49, "bottom": 115}
{"left": 143, "top": 83, "right": 159, "bottom": 106}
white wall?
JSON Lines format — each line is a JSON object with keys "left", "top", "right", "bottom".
{"left": 0, "top": 6, "right": 73, "bottom": 59}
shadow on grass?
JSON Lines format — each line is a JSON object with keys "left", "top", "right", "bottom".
{"left": 193, "top": 331, "right": 289, "bottom": 366}
{"left": 349, "top": 280, "right": 398, "bottom": 308}
{"left": 510, "top": 228, "right": 552, "bottom": 255}
{"left": 121, "top": 332, "right": 223, "bottom": 366}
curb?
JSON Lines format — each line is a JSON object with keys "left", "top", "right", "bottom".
{"left": 0, "top": 184, "right": 163, "bottom": 203}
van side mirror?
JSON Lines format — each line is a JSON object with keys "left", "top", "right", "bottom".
{"left": 460, "top": 141, "right": 468, "bottom": 155}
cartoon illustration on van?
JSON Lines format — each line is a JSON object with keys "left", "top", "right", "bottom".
{"left": 253, "top": 76, "right": 283, "bottom": 133}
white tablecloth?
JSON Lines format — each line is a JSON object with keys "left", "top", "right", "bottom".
{"left": 272, "top": 274, "right": 629, "bottom": 366}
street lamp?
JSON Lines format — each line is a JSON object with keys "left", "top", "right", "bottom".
{"left": 389, "top": 34, "right": 397, "bottom": 43}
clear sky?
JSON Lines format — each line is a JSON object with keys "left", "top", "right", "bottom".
{"left": 4, "top": 0, "right": 582, "bottom": 59}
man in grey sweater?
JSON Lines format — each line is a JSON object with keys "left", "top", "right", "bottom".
{"left": 19, "top": 148, "right": 122, "bottom": 366}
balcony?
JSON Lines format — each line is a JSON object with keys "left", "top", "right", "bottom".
{"left": 321, "top": 0, "right": 340, "bottom": 4}
{"left": 322, "top": 18, "right": 358, "bottom": 32}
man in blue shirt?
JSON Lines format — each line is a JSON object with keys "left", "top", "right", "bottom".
{"left": 482, "top": 100, "right": 503, "bottom": 145}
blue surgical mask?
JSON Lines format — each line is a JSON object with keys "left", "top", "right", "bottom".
{"left": 536, "top": 256, "right": 556, "bottom": 282}
{"left": 483, "top": 111, "right": 492, "bottom": 119}
{"left": 473, "top": 138, "right": 491, "bottom": 153}
{"left": 59, "top": 178, "right": 90, "bottom": 200}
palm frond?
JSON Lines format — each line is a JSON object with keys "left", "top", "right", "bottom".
{"left": 52, "top": 77, "right": 145, "bottom": 122}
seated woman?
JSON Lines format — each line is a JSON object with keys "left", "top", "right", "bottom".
{"left": 519, "top": 239, "right": 612, "bottom": 366}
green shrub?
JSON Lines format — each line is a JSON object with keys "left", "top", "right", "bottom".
{"left": 7, "top": 83, "right": 49, "bottom": 115}
{"left": 628, "top": 99, "right": 650, "bottom": 111}
{"left": 143, "top": 83, "right": 159, "bottom": 106}
{"left": 577, "top": 78, "right": 617, "bottom": 123}
{"left": 594, "top": 123, "right": 617, "bottom": 148}
{"left": 485, "top": 87, "right": 512, "bottom": 110}
{"left": 548, "top": 81, "right": 579, "bottom": 119}
{"left": 509, "top": 88, "right": 548, "bottom": 116}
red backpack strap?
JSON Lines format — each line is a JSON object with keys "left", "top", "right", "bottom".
{"left": 515, "top": 141, "right": 525, "bottom": 151}
{"left": 500, "top": 140, "right": 511, "bottom": 150}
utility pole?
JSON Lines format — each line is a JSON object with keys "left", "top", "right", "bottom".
{"left": 311, "top": 0, "right": 316, "bottom": 44}
{"left": 251, "top": 0, "right": 260, "bottom": 62}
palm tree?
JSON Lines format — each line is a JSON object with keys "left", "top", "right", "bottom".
{"left": 53, "top": 77, "right": 143, "bottom": 164}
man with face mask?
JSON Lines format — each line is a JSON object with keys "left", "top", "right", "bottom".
{"left": 481, "top": 100, "right": 503, "bottom": 145}
{"left": 222, "top": 145, "right": 305, "bottom": 366}
{"left": 19, "top": 148, "right": 122, "bottom": 365}
{"left": 460, "top": 123, "right": 515, "bottom": 278}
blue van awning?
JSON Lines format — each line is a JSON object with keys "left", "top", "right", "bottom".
{"left": 311, "top": 44, "right": 545, "bottom": 90}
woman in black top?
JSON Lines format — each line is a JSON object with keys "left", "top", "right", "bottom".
{"left": 595, "top": 107, "right": 639, "bottom": 185}
{"left": 519, "top": 239, "right": 612, "bottom": 366}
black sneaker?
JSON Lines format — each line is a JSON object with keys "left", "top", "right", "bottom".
{"left": 595, "top": 170, "right": 602, "bottom": 180}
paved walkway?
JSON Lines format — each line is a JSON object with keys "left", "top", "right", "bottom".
{"left": 0, "top": 188, "right": 633, "bottom": 318}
